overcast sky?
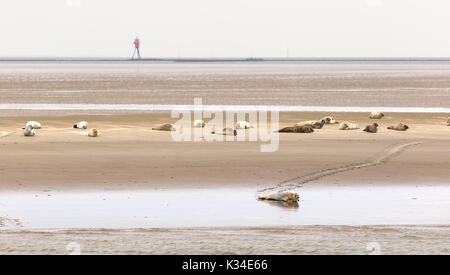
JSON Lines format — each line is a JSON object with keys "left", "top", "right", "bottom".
{"left": 1, "top": 0, "right": 449, "bottom": 58}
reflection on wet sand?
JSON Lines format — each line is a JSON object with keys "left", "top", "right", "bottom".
{"left": 259, "top": 200, "right": 300, "bottom": 209}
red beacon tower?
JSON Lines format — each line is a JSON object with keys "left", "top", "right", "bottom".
{"left": 132, "top": 37, "right": 141, "bottom": 60}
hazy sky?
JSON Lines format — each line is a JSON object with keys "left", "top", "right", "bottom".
{"left": 1, "top": 0, "right": 450, "bottom": 58}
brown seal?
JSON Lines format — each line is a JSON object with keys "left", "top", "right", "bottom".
{"left": 387, "top": 123, "right": 409, "bottom": 131}
{"left": 258, "top": 192, "right": 299, "bottom": 203}
{"left": 88, "top": 129, "right": 98, "bottom": 137}
{"left": 363, "top": 123, "right": 379, "bottom": 133}
{"left": 277, "top": 126, "right": 314, "bottom": 133}
{"left": 295, "top": 119, "right": 326, "bottom": 129}
{"left": 152, "top": 123, "right": 176, "bottom": 131}
{"left": 311, "top": 119, "right": 326, "bottom": 129}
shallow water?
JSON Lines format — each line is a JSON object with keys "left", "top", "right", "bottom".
{"left": 1, "top": 185, "right": 449, "bottom": 229}
{"left": 1, "top": 61, "right": 450, "bottom": 108}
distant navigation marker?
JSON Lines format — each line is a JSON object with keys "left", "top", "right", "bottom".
{"left": 131, "top": 37, "right": 141, "bottom": 60}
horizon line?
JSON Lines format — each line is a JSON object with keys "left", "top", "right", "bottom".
{"left": 1, "top": 57, "right": 450, "bottom": 62}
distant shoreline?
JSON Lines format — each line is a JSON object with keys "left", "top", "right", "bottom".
{"left": 1, "top": 57, "right": 450, "bottom": 62}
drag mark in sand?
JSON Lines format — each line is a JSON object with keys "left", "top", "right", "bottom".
{"left": 0, "top": 131, "right": 13, "bottom": 138}
{"left": 257, "top": 141, "right": 422, "bottom": 196}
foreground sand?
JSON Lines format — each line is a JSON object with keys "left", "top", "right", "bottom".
{"left": 0, "top": 112, "right": 448, "bottom": 192}
{"left": 1, "top": 225, "right": 449, "bottom": 255}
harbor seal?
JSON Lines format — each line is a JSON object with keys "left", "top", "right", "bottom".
{"left": 236, "top": 121, "right": 254, "bottom": 129}
{"left": 211, "top": 127, "right": 237, "bottom": 136}
{"left": 193, "top": 120, "right": 205, "bottom": 128}
{"left": 88, "top": 129, "right": 98, "bottom": 137}
{"left": 73, "top": 121, "right": 88, "bottom": 129}
{"left": 321, "top": 116, "right": 339, "bottom": 124}
{"left": 295, "top": 119, "right": 325, "bottom": 129}
{"left": 22, "top": 121, "right": 41, "bottom": 130}
{"left": 387, "top": 123, "right": 409, "bottom": 131}
{"left": 338, "top": 121, "right": 359, "bottom": 130}
{"left": 258, "top": 192, "right": 299, "bottom": 203}
{"left": 369, "top": 112, "right": 384, "bottom": 119}
{"left": 152, "top": 123, "right": 176, "bottom": 131}
{"left": 23, "top": 125, "right": 36, "bottom": 136}
{"left": 447, "top": 116, "right": 450, "bottom": 126}
{"left": 363, "top": 123, "right": 379, "bottom": 133}
{"left": 295, "top": 120, "right": 317, "bottom": 127}
{"left": 277, "top": 126, "right": 314, "bottom": 133}
{"left": 311, "top": 119, "right": 326, "bottom": 129}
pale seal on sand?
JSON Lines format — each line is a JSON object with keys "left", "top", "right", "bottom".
{"left": 193, "top": 120, "right": 205, "bottom": 128}
{"left": 73, "top": 121, "right": 88, "bottom": 129}
{"left": 295, "top": 120, "right": 326, "bottom": 129}
{"left": 152, "top": 123, "right": 176, "bottom": 131}
{"left": 277, "top": 126, "right": 314, "bottom": 133}
{"left": 211, "top": 127, "right": 237, "bottom": 136}
{"left": 258, "top": 192, "right": 299, "bottom": 203}
{"left": 88, "top": 128, "right": 98, "bottom": 137}
{"left": 338, "top": 121, "right": 359, "bottom": 130}
{"left": 294, "top": 119, "right": 326, "bottom": 129}
{"left": 23, "top": 121, "right": 41, "bottom": 130}
{"left": 23, "top": 125, "right": 36, "bottom": 136}
{"left": 369, "top": 112, "right": 384, "bottom": 119}
{"left": 321, "top": 116, "right": 339, "bottom": 124}
{"left": 363, "top": 123, "right": 379, "bottom": 133}
{"left": 295, "top": 120, "right": 317, "bottom": 127}
{"left": 236, "top": 121, "right": 254, "bottom": 129}
{"left": 387, "top": 123, "right": 409, "bottom": 131}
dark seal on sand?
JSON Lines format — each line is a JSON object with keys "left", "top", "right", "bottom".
{"left": 277, "top": 126, "right": 314, "bottom": 133}
{"left": 363, "top": 123, "right": 379, "bottom": 133}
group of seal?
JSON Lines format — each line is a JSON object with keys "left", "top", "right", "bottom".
{"left": 21, "top": 120, "right": 98, "bottom": 137}
{"left": 363, "top": 112, "right": 410, "bottom": 133}
{"left": 153, "top": 120, "right": 255, "bottom": 135}
{"left": 73, "top": 121, "right": 98, "bottom": 137}
{"left": 295, "top": 116, "right": 338, "bottom": 129}
{"left": 278, "top": 115, "right": 338, "bottom": 133}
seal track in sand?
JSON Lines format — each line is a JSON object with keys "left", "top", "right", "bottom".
{"left": 256, "top": 141, "right": 422, "bottom": 196}
{"left": 0, "top": 131, "right": 14, "bottom": 138}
